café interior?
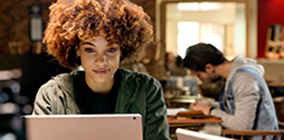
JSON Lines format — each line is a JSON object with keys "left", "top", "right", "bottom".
{"left": 1, "top": 0, "right": 284, "bottom": 139}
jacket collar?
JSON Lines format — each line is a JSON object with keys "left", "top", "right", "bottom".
{"left": 52, "top": 71, "right": 77, "bottom": 99}
{"left": 115, "top": 68, "right": 140, "bottom": 112}
{"left": 53, "top": 68, "right": 140, "bottom": 113}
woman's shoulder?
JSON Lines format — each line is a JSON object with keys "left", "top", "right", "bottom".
{"left": 119, "top": 68, "right": 161, "bottom": 87}
{"left": 39, "top": 71, "right": 77, "bottom": 92}
{"left": 119, "top": 68, "right": 154, "bottom": 79}
{"left": 53, "top": 71, "right": 79, "bottom": 81}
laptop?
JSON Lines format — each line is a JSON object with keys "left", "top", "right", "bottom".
{"left": 25, "top": 114, "right": 143, "bottom": 140}
{"left": 176, "top": 128, "right": 235, "bottom": 140}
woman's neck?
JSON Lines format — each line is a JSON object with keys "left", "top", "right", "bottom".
{"left": 85, "top": 77, "right": 114, "bottom": 94}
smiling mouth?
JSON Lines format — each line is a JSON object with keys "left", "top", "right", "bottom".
{"left": 92, "top": 69, "right": 110, "bottom": 75}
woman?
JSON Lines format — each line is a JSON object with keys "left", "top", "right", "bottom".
{"left": 32, "top": 0, "right": 170, "bottom": 139}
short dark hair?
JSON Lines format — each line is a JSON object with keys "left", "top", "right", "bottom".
{"left": 183, "top": 43, "right": 227, "bottom": 72}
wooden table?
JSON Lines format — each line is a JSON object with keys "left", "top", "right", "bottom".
{"left": 267, "top": 81, "right": 284, "bottom": 87}
{"left": 167, "top": 116, "right": 223, "bottom": 140}
{"left": 266, "top": 81, "right": 284, "bottom": 96}
{"left": 167, "top": 116, "right": 222, "bottom": 128}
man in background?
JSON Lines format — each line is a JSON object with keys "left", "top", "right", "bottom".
{"left": 183, "top": 43, "right": 278, "bottom": 137}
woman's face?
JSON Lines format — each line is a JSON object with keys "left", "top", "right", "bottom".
{"left": 77, "top": 36, "right": 122, "bottom": 87}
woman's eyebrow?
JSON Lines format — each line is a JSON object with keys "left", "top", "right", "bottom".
{"left": 82, "top": 42, "right": 112, "bottom": 47}
{"left": 82, "top": 42, "right": 96, "bottom": 47}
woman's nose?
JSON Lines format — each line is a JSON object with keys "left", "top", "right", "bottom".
{"left": 95, "top": 54, "right": 104, "bottom": 63}
{"left": 95, "top": 54, "right": 108, "bottom": 63}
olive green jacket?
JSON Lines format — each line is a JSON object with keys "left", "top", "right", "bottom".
{"left": 32, "top": 68, "right": 170, "bottom": 140}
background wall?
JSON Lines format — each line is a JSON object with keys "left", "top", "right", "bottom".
{"left": 258, "top": 0, "right": 284, "bottom": 58}
{"left": 3, "top": 0, "right": 284, "bottom": 59}
{"left": 165, "top": 3, "right": 247, "bottom": 58}
{"left": 0, "top": 0, "right": 51, "bottom": 53}
{"left": 0, "top": 0, "right": 155, "bottom": 54}
{"left": 157, "top": 0, "right": 257, "bottom": 58}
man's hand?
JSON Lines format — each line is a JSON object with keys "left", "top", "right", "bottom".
{"left": 190, "top": 100, "right": 212, "bottom": 115}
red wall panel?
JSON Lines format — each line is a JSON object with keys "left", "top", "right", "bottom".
{"left": 257, "top": 0, "right": 284, "bottom": 58}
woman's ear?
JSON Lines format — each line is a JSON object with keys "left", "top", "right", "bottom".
{"left": 205, "top": 63, "right": 214, "bottom": 73}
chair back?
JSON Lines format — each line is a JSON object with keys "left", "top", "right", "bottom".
{"left": 222, "top": 129, "right": 284, "bottom": 140}
{"left": 273, "top": 96, "right": 284, "bottom": 122}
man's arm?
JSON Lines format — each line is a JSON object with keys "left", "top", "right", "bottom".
{"left": 210, "top": 72, "right": 260, "bottom": 130}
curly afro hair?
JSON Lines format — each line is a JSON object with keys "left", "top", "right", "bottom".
{"left": 43, "top": 0, "right": 153, "bottom": 69}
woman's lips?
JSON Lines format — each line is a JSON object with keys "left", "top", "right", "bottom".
{"left": 93, "top": 69, "right": 110, "bottom": 75}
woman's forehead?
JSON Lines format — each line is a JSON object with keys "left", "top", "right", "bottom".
{"left": 80, "top": 36, "right": 120, "bottom": 47}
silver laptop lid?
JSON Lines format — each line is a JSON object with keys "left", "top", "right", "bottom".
{"left": 25, "top": 114, "right": 143, "bottom": 140}
{"left": 176, "top": 128, "right": 234, "bottom": 140}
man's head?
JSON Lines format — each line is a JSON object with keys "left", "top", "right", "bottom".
{"left": 183, "top": 43, "right": 227, "bottom": 82}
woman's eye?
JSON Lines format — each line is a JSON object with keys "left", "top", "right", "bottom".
{"left": 107, "top": 48, "right": 117, "bottom": 53}
{"left": 85, "top": 48, "right": 94, "bottom": 53}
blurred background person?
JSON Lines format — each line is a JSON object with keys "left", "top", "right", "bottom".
{"left": 184, "top": 43, "right": 278, "bottom": 140}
